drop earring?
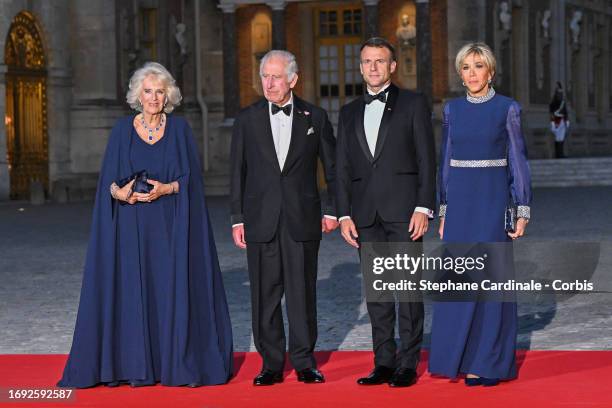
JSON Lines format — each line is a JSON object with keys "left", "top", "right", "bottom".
{"left": 462, "top": 81, "right": 466, "bottom": 86}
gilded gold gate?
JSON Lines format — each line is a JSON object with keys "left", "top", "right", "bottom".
{"left": 4, "top": 11, "right": 48, "bottom": 199}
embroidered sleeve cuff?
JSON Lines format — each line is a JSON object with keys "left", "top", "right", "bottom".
{"left": 438, "top": 204, "right": 447, "bottom": 218}
{"left": 517, "top": 205, "right": 530, "bottom": 220}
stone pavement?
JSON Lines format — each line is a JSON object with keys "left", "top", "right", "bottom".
{"left": 1, "top": 187, "right": 611, "bottom": 354}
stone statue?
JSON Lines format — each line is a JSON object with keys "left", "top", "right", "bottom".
{"left": 396, "top": 14, "right": 416, "bottom": 47}
{"left": 175, "top": 23, "right": 188, "bottom": 56}
{"left": 499, "top": 1, "right": 512, "bottom": 32}
{"left": 569, "top": 10, "right": 582, "bottom": 47}
{"left": 541, "top": 9, "right": 551, "bottom": 39}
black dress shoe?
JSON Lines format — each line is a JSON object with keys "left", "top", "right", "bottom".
{"left": 104, "top": 381, "right": 120, "bottom": 387}
{"left": 389, "top": 368, "right": 417, "bottom": 387}
{"left": 297, "top": 368, "right": 325, "bottom": 383}
{"left": 464, "top": 376, "right": 499, "bottom": 387}
{"left": 253, "top": 370, "right": 283, "bottom": 386}
{"left": 357, "top": 366, "right": 395, "bottom": 385}
{"left": 464, "top": 377, "right": 482, "bottom": 386}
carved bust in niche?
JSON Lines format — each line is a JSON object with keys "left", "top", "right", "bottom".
{"left": 396, "top": 14, "right": 416, "bottom": 47}
{"left": 395, "top": 12, "right": 417, "bottom": 88}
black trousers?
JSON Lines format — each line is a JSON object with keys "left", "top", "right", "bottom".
{"left": 246, "top": 215, "right": 320, "bottom": 372}
{"left": 358, "top": 214, "right": 424, "bottom": 370}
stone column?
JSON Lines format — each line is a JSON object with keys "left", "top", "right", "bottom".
{"left": 267, "top": 1, "right": 286, "bottom": 49}
{"left": 219, "top": 2, "right": 239, "bottom": 120}
{"left": 550, "top": 0, "right": 567, "bottom": 90}
{"left": 416, "top": 0, "right": 432, "bottom": 106}
{"left": 363, "top": 0, "right": 379, "bottom": 39}
{"left": 33, "top": 1, "right": 73, "bottom": 200}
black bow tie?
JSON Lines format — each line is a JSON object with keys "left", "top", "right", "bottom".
{"left": 272, "top": 103, "right": 292, "bottom": 116}
{"left": 364, "top": 90, "right": 388, "bottom": 105}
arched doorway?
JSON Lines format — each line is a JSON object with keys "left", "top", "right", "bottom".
{"left": 4, "top": 11, "right": 48, "bottom": 199}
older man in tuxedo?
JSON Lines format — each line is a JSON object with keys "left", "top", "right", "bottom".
{"left": 230, "top": 50, "right": 338, "bottom": 386}
{"left": 336, "top": 37, "right": 436, "bottom": 387}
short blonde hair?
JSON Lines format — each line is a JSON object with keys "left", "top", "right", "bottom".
{"left": 126, "top": 62, "right": 182, "bottom": 113}
{"left": 455, "top": 42, "right": 497, "bottom": 78}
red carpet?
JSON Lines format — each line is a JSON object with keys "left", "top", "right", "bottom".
{"left": 1, "top": 351, "right": 611, "bottom": 407}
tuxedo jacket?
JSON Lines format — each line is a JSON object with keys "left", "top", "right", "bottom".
{"left": 230, "top": 95, "right": 336, "bottom": 243}
{"left": 336, "top": 84, "right": 436, "bottom": 228}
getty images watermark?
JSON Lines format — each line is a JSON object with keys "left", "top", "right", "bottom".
{"left": 361, "top": 241, "right": 605, "bottom": 303}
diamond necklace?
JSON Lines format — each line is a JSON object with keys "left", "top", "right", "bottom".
{"left": 141, "top": 113, "right": 165, "bottom": 141}
{"left": 466, "top": 87, "right": 496, "bottom": 104}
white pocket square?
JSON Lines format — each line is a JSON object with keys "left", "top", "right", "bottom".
{"left": 307, "top": 127, "right": 315, "bottom": 135}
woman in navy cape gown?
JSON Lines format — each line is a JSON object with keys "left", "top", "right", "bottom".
{"left": 429, "top": 43, "right": 531, "bottom": 385}
{"left": 58, "top": 62, "right": 233, "bottom": 388}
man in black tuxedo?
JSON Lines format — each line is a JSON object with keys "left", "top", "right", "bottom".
{"left": 230, "top": 50, "right": 338, "bottom": 386}
{"left": 336, "top": 38, "right": 436, "bottom": 387}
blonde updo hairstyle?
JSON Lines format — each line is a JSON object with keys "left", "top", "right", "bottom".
{"left": 126, "top": 62, "right": 182, "bottom": 114}
{"left": 454, "top": 42, "right": 497, "bottom": 80}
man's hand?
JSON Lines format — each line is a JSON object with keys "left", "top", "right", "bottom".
{"left": 232, "top": 224, "right": 247, "bottom": 249}
{"left": 409, "top": 212, "right": 428, "bottom": 241}
{"left": 340, "top": 218, "right": 359, "bottom": 248}
{"left": 438, "top": 217, "right": 444, "bottom": 240}
{"left": 322, "top": 217, "right": 339, "bottom": 233}
{"left": 508, "top": 218, "right": 528, "bottom": 240}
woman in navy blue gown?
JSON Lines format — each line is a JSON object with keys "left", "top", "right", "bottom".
{"left": 58, "top": 62, "right": 233, "bottom": 388}
{"left": 428, "top": 43, "right": 531, "bottom": 386}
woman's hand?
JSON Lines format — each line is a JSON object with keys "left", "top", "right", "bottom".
{"left": 117, "top": 180, "right": 138, "bottom": 204}
{"left": 508, "top": 218, "right": 528, "bottom": 239}
{"left": 134, "top": 179, "right": 173, "bottom": 203}
{"left": 438, "top": 218, "right": 445, "bottom": 240}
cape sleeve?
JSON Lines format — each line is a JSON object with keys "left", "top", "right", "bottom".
{"left": 172, "top": 119, "right": 234, "bottom": 379}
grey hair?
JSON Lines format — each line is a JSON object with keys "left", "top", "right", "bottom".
{"left": 126, "top": 62, "right": 182, "bottom": 113}
{"left": 259, "top": 50, "right": 299, "bottom": 81}
{"left": 455, "top": 42, "right": 497, "bottom": 78}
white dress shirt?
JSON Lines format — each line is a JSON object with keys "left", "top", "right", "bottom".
{"left": 338, "top": 83, "right": 432, "bottom": 222}
{"left": 363, "top": 84, "right": 388, "bottom": 156}
{"left": 269, "top": 94, "right": 294, "bottom": 171}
